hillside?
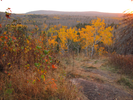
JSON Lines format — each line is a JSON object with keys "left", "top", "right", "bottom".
{"left": 0, "top": 11, "right": 121, "bottom": 30}
{"left": 26, "top": 10, "right": 123, "bottom": 17}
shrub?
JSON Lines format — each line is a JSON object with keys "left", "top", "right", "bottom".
{"left": 109, "top": 54, "right": 133, "bottom": 76}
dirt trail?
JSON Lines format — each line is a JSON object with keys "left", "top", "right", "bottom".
{"left": 69, "top": 57, "right": 133, "bottom": 100}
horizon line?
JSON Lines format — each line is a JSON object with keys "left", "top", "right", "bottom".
{"left": 0, "top": 10, "right": 124, "bottom": 14}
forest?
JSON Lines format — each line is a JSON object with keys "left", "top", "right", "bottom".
{"left": 0, "top": 7, "right": 133, "bottom": 100}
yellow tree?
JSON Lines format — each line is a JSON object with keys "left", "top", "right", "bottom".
{"left": 48, "top": 33, "right": 58, "bottom": 50}
{"left": 45, "top": 25, "right": 58, "bottom": 49}
{"left": 57, "top": 26, "right": 78, "bottom": 54}
{"left": 57, "top": 26, "right": 68, "bottom": 54}
{"left": 79, "top": 17, "right": 113, "bottom": 57}
{"left": 73, "top": 31, "right": 81, "bottom": 54}
{"left": 79, "top": 25, "right": 95, "bottom": 56}
{"left": 66, "top": 27, "right": 78, "bottom": 52}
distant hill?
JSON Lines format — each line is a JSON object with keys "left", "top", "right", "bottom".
{"left": 26, "top": 10, "right": 123, "bottom": 17}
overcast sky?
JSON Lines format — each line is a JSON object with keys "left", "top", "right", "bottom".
{"left": 0, "top": 0, "right": 133, "bottom": 14}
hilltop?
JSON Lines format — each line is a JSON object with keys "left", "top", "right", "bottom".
{"left": 26, "top": 10, "right": 123, "bottom": 17}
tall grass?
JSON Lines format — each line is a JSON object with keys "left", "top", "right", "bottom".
{"left": 0, "top": 66, "right": 82, "bottom": 100}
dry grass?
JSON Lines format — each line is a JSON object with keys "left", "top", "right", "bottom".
{"left": 0, "top": 61, "right": 83, "bottom": 100}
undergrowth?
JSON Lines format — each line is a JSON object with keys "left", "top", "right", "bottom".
{"left": 109, "top": 54, "right": 133, "bottom": 77}
{"left": 0, "top": 24, "right": 82, "bottom": 100}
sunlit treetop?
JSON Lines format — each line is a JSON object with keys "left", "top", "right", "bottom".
{"left": 123, "top": 0, "right": 133, "bottom": 14}
{"left": 124, "top": 9, "right": 133, "bottom": 14}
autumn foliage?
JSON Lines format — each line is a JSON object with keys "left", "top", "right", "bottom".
{"left": 45, "top": 18, "right": 113, "bottom": 57}
{"left": 79, "top": 18, "right": 113, "bottom": 57}
{"left": 0, "top": 11, "right": 82, "bottom": 100}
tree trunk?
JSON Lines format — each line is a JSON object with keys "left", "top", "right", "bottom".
{"left": 77, "top": 47, "right": 79, "bottom": 55}
{"left": 85, "top": 46, "right": 88, "bottom": 56}
{"left": 91, "top": 33, "right": 96, "bottom": 58}
{"left": 91, "top": 44, "right": 95, "bottom": 57}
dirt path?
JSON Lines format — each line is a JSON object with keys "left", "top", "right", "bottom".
{"left": 71, "top": 78, "right": 133, "bottom": 100}
{"left": 68, "top": 57, "right": 133, "bottom": 100}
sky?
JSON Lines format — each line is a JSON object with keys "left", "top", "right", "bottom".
{"left": 0, "top": 0, "right": 133, "bottom": 14}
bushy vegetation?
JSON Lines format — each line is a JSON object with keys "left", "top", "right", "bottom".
{"left": 109, "top": 54, "right": 133, "bottom": 76}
